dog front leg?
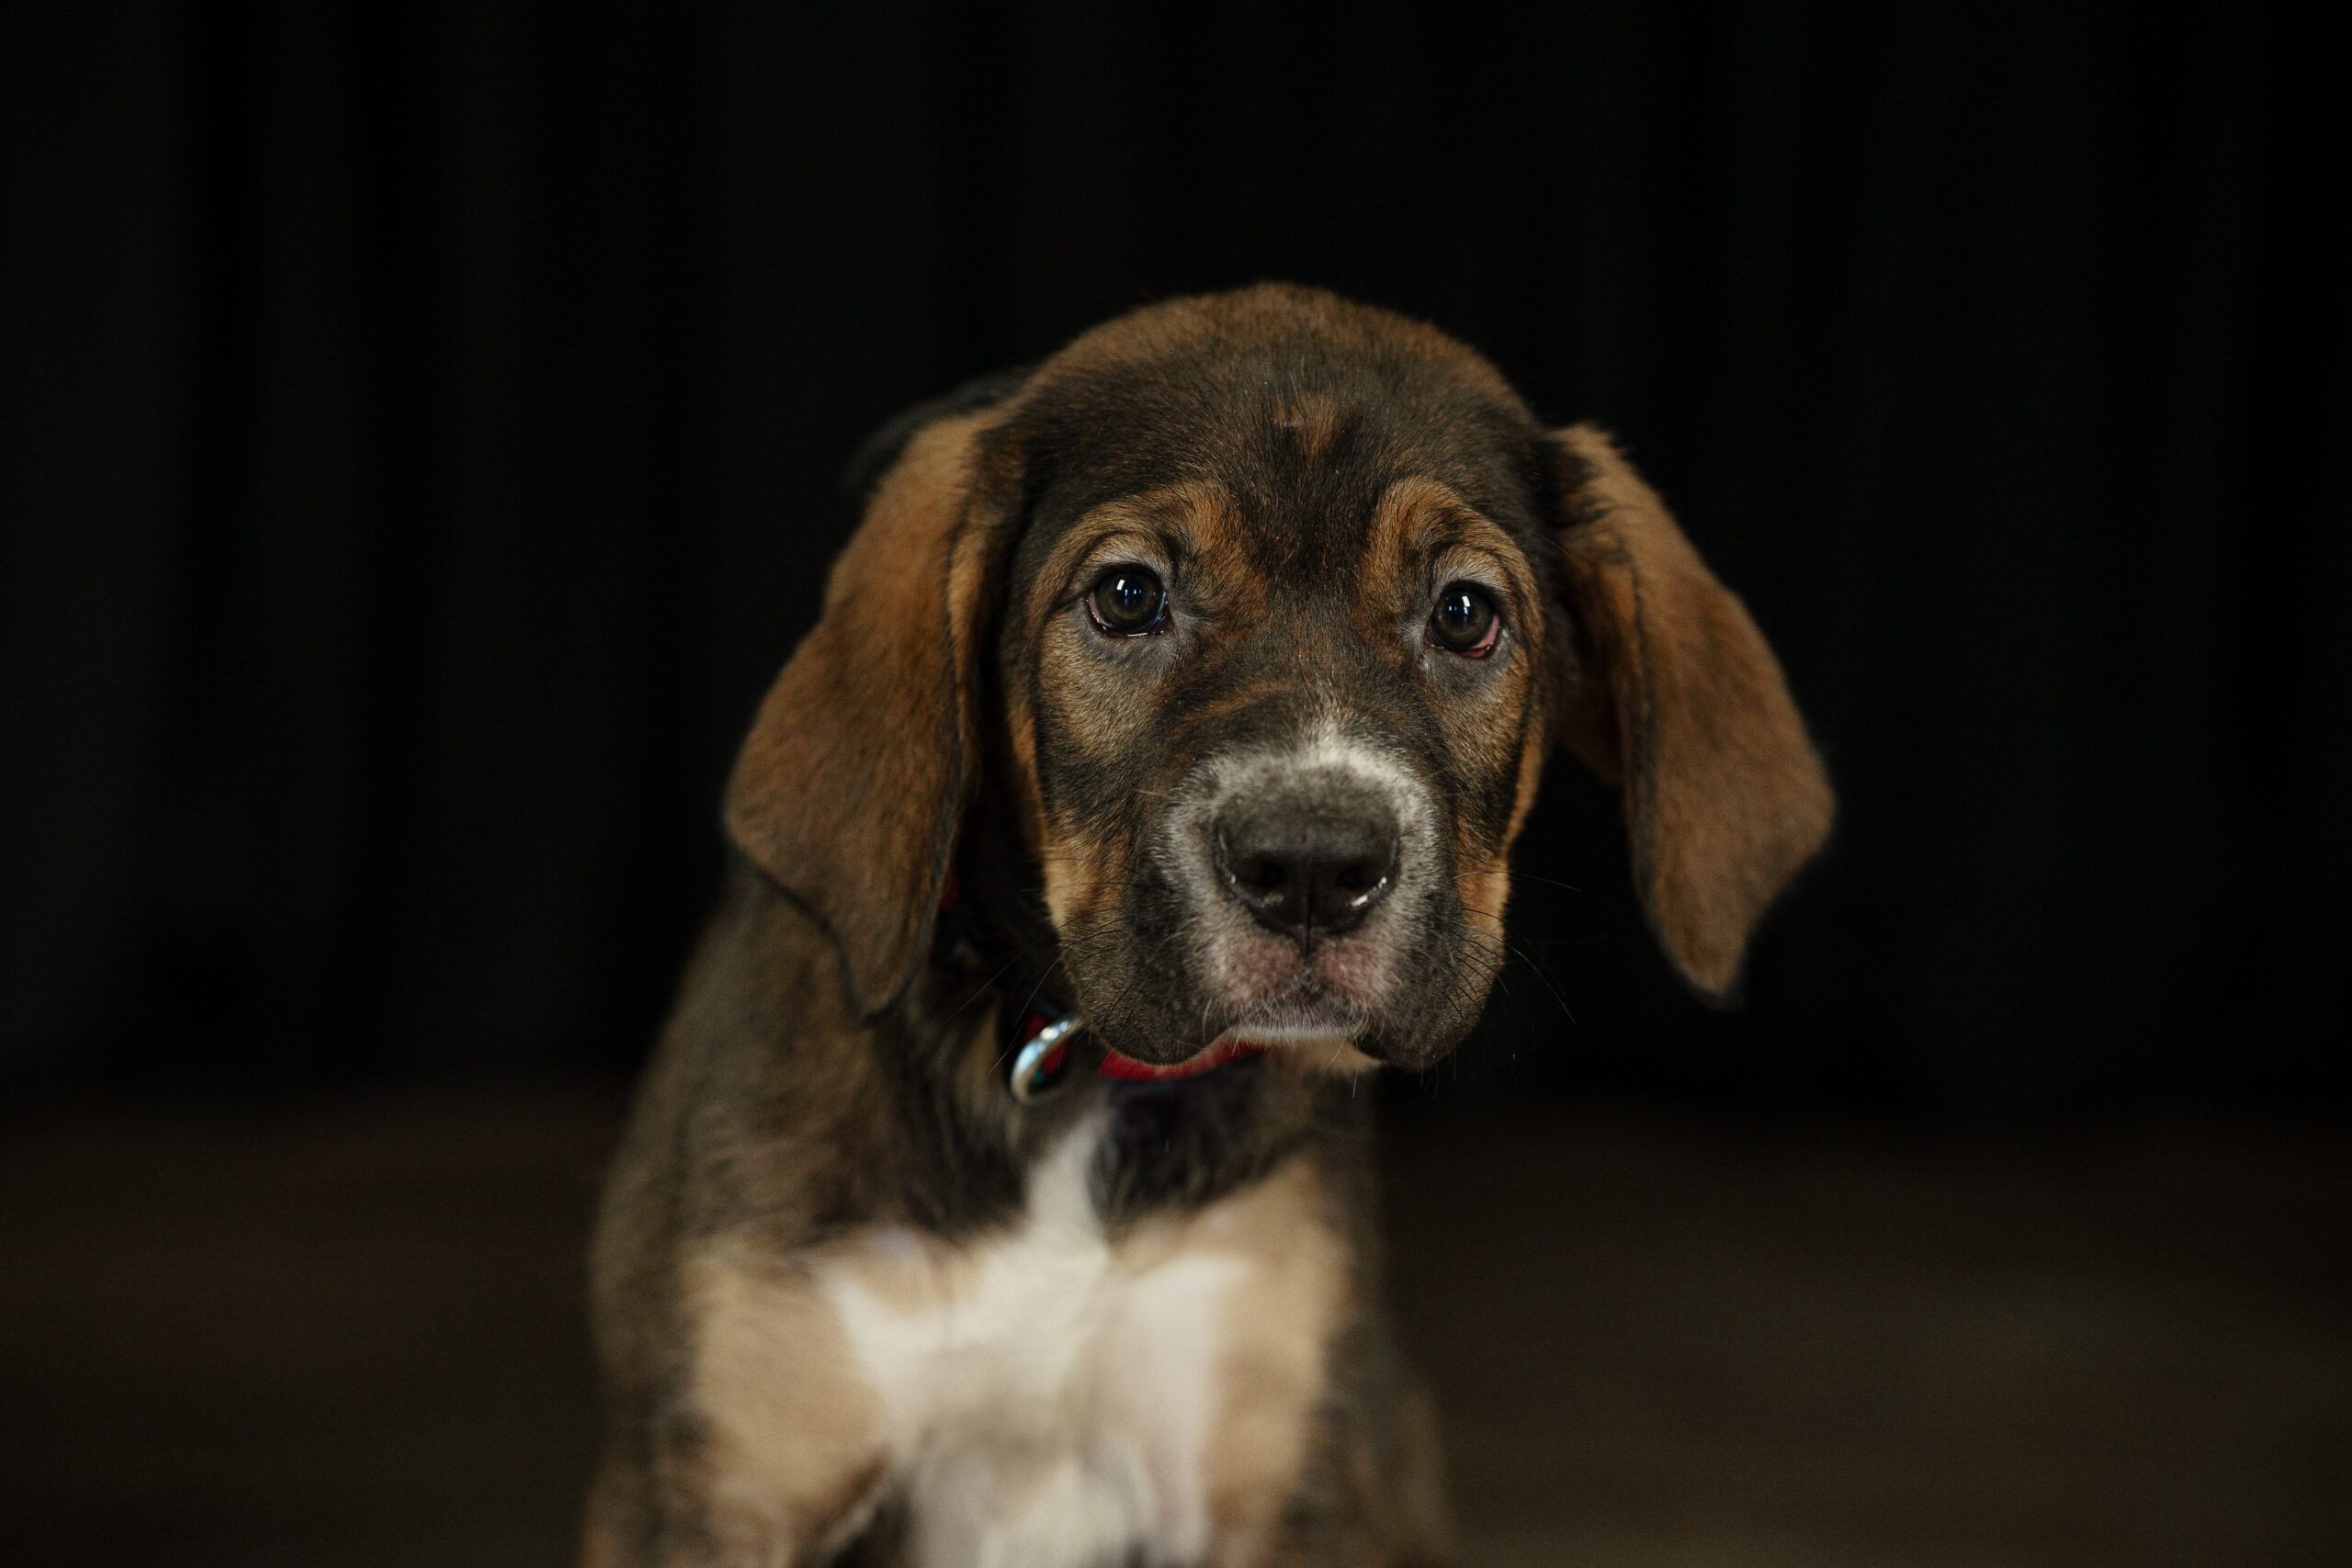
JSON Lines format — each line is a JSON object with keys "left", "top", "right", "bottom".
{"left": 581, "top": 1249, "right": 893, "bottom": 1567}
{"left": 580, "top": 1416, "right": 890, "bottom": 1568}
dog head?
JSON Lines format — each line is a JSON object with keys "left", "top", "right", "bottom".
{"left": 726, "top": 286, "right": 1832, "bottom": 1074}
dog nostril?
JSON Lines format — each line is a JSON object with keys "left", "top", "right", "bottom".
{"left": 1238, "top": 857, "right": 1288, "bottom": 894}
{"left": 1215, "top": 805, "right": 1401, "bottom": 942}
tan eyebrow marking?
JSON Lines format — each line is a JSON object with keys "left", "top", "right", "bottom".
{"left": 1356, "top": 476, "right": 1544, "bottom": 648}
{"left": 1025, "top": 480, "right": 1238, "bottom": 618}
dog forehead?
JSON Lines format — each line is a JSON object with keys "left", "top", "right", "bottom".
{"left": 1001, "top": 317, "right": 1550, "bottom": 585}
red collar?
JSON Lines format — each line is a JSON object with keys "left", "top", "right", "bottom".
{"left": 1009, "top": 1007, "right": 1262, "bottom": 1099}
{"left": 1098, "top": 1036, "right": 1265, "bottom": 1081}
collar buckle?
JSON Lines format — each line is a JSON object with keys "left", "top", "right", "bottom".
{"left": 1010, "top": 1010, "right": 1083, "bottom": 1103}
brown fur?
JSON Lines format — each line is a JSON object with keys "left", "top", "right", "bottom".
{"left": 585, "top": 285, "right": 1830, "bottom": 1566}
{"left": 1553, "top": 424, "right": 1835, "bottom": 998}
{"left": 723, "top": 410, "right": 1013, "bottom": 1017}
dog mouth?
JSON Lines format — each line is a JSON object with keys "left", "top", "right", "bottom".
{"left": 1101, "top": 991, "right": 1376, "bottom": 1076}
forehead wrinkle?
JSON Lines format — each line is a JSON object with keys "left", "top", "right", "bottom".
{"left": 1218, "top": 446, "right": 1394, "bottom": 588}
{"left": 1266, "top": 390, "right": 1346, "bottom": 468}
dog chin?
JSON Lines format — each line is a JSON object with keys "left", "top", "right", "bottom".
{"left": 1203, "top": 991, "right": 1383, "bottom": 1066}
{"left": 1211, "top": 1023, "right": 1384, "bottom": 1077}
{"left": 1100, "top": 986, "right": 1380, "bottom": 1073}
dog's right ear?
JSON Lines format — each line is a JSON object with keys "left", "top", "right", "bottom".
{"left": 724, "top": 392, "right": 1019, "bottom": 1019}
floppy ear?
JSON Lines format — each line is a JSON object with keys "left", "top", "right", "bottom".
{"left": 724, "top": 404, "right": 1011, "bottom": 1018}
{"left": 1552, "top": 423, "right": 1834, "bottom": 1001}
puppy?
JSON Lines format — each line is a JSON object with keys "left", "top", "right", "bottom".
{"left": 582, "top": 284, "right": 1832, "bottom": 1567}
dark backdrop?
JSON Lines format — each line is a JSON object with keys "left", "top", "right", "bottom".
{"left": 5, "top": 3, "right": 2346, "bottom": 1107}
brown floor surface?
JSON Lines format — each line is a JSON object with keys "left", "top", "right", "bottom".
{"left": 1, "top": 1084, "right": 2345, "bottom": 1567}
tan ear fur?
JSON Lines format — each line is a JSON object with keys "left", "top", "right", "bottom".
{"left": 1554, "top": 423, "right": 1834, "bottom": 1000}
{"left": 723, "top": 410, "right": 1003, "bottom": 1017}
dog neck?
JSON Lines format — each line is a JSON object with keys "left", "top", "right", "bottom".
{"left": 861, "top": 828, "right": 1359, "bottom": 1242}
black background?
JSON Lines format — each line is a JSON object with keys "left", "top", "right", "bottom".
{"left": 6, "top": 2, "right": 2347, "bottom": 1111}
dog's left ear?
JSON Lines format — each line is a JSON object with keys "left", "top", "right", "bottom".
{"left": 724, "top": 403, "right": 1014, "bottom": 1018}
{"left": 1550, "top": 423, "right": 1835, "bottom": 1002}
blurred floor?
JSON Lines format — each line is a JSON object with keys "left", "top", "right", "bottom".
{"left": 1383, "top": 1100, "right": 2352, "bottom": 1568}
{"left": 1, "top": 1084, "right": 2344, "bottom": 1567}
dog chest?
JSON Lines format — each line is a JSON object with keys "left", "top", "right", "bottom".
{"left": 689, "top": 1119, "right": 1347, "bottom": 1568}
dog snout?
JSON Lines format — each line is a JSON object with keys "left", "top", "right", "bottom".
{"left": 1214, "top": 790, "right": 1401, "bottom": 942}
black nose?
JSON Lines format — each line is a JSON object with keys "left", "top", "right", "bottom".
{"left": 1216, "top": 793, "right": 1400, "bottom": 941}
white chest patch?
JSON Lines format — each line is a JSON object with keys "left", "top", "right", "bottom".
{"left": 818, "top": 1117, "right": 1240, "bottom": 1568}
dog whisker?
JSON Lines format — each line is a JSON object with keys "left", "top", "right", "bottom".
{"left": 1505, "top": 942, "right": 1576, "bottom": 1023}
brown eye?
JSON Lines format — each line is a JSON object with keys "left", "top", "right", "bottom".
{"left": 1430, "top": 584, "right": 1499, "bottom": 656}
{"left": 1088, "top": 568, "right": 1168, "bottom": 636}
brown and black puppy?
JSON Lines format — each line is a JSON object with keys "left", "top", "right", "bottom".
{"left": 582, "top": 285, "right": 1832, "bottom": 1568}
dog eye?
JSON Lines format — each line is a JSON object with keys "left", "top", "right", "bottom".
{"left": 1088, "top": 568, "right": 1169, "bottom": 636}
{"left": 1429, "top": 584, "right": 1500, "bottom": 656}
